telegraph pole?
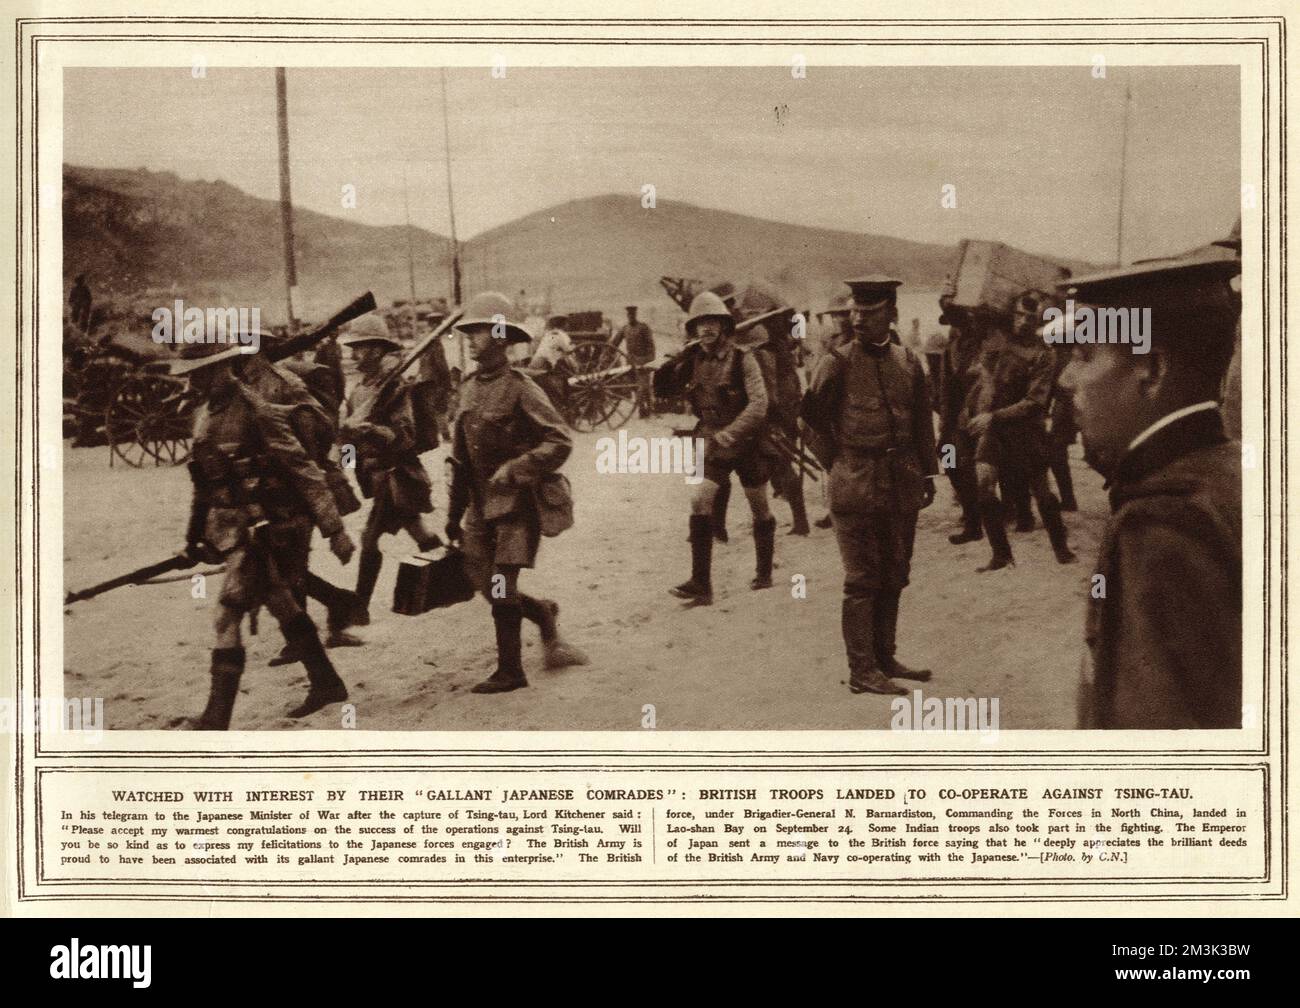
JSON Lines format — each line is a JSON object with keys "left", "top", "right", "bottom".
{"left": 274, "top": 67, "right": 299, "bottom": 333}
{"left": 438, "top": 67, "right": 463, "bottom": 367}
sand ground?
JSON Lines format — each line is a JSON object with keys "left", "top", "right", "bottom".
{"left": 61, "top": 415, "right": 1105, "bottom": 731}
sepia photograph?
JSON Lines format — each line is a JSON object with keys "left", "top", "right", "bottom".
{"left": 56, "top": 62, "right": 1245, "bottom": 734}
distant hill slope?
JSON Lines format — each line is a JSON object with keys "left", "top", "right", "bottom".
{"left": 64, "top": 165, "right": 1093, "bottom": 333}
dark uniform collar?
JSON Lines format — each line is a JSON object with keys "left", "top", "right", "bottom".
{"left": 1107, "top": 406, "right": 1228, "bottom": 508}
{"left": 473, "top": 358, "right": 511, "bottom": 380}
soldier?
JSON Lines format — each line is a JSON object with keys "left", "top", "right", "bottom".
{"left": 937, "top": 298, "right": 984, "bottom": 544}
{"left": 1063, "top": 255, "right": 1241, "bottom": 729}
{"left": 709, "top": 284, "right": 810, "bottom": 538}
{"left": 339, "top": 314, "right": 443, "bottom": 624}
{"left": 1046, "top": 343, "right": 1080, "bottom": 512}
{"left": 69, "top": 273, "right": 92, "bottom": 333}
{"left": 171, "top": 341, "right": 356, "bottom": 729}
{"left": 611, "top": 305, "right": 657, "bottom": 417}
{"left": 811, "top": 294, "right": 854, "bottom": 529}
{"left": 446, "top": 292, "right": 588, "bottom": 694}
{"left": 660, "top": 291, "right": 774, "bottom": 606}
{"left": 267, "top": 343, "right": 366, "bottom": 660}
{"left": 961, "top": 291, "right": 1076, "bottom": 571}
{"left": 416, "top": 302, "right": 455, "bottom": 444}
{"left": 802, "top": 276, "right": 936, "bottom": 695}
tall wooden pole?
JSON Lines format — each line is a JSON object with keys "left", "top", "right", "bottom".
{"left": 403, "top": 165, "right": 418, "bottom": 336}
{"left": 274, "top": 68, "right": 299, "bottom": 333}
{"left": 438, "top": 67, "right": 463, "bottom": 368}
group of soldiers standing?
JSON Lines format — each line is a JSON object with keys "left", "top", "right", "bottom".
{"left": 157, "top": 216, "right": 1242, "bottom": 731}
{"left": 655, "top": 233, "right": 1242, "bottom": 728}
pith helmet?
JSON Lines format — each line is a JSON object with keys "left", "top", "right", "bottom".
{"left": 339, "top": 313, "right": 401, "bottom": 352}
{"left": 167, "top": 328, "right": 272, "bottom": 377}
{"left": 454, "top": 291, "right": 532, "bottom": 344}
{"left": 685, "top": 291, "right": 734, "bottom": 334}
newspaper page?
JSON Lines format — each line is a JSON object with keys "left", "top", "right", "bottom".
{"left": 0, "top": 1, "right": 1293, "bottom": 918}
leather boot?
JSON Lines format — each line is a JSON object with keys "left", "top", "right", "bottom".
{"left": 844, "top": 597, "right": 906, "bottom": 695}
{"left": 1052, "top": 453, "right": 1078, "bottom": 511}
{"left": 947, "top": 468, "right": 983, "bottom": 543}
{"left": 977, "top": 498, "right": 1015, "bottom": 572}
{"left": 711, "top": 481, "right": 731, "bottom": 543}
{"left": 874, "top": 589, "right": 932, "bottom": 682}
{"left": 473, "top": 604, "right": 527, "bottom": 693}
{"left": 351, "top": 548, "right": 382, "bottom": 626}
{"left": 283, "top": 613, "right": 349, "bottom": 718}
{"left": 1040, "top": 495, "right": 1078, "bottom": 564}
{"left": 521, "top": 595, "right": 589, "bottom": 669}
{"left": 814, "top": 513, "right": 834, "bottom": 530}
{"left": 181, "top": 647, "right": 244, "bottom": 730}
{"left": 670, "top": 514, "right": 714, "bottom": 605}
{"left": 750, "top": 517, "right": 776, "bottom": 590}
{"left": 787, "top": 480, "right": 811, "bottom": 536}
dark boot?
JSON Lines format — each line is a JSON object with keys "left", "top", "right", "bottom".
{"left": 670, "top": 514, "right": 714, "bottom": 605}
{"left": 814, "top": 513, "right": 834, "bottom": 530}
{"left": 352, "top": 548, "right": 382, "bottom": 626}
{"left": 947, "top": 518, "right": 983, "bottom": 545}
{"left": 874, "top": 589, "right": 932, "bottom": 682}
{"left": 472, "top": 604, "right": 527, "bottom": 694}
{"left": 181, "top": 647, "right": 245, "bottom": 730}
{"left": 844, "top": 597, "right": 906, "bottom": 695}
{"left": 947, "top": 467, "right": 983, "bottom": 543}
{"left": 1051, "top": 452, "right": 1078, "bottom": 511}
{"left": 977, "top": 498, "right": 1015, "bottom": 572}
{"left": 787, "top": 480, "right": 811, "bottom": 536}
{"left": 283, "top": 613, "right": 348, "bottom": 718}
{"left": 1039, "top": 496, "right": 1078, "bottom": 564}
{"left": 750, "top": 517, "right": 776, "bottom": 590}
{"left": 521, "top": 595, "right": 589, "bottom": 669}
{"left": 711, "top": 481, "right": 731, "bottom": 543}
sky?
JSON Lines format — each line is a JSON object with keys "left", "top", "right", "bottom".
{"left": 62, "top": 65, "right": 1240, "bottom": 264}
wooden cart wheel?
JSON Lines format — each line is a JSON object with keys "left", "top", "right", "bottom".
{"left": 566, "top": 342, "right": 640, "bottom": 432}
{"left": 106, "top": 371, "right": 196, "bottom": 468}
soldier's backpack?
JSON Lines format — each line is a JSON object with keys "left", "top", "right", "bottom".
{"left": 406, "top": 378, "right": 443, "bottom": 454}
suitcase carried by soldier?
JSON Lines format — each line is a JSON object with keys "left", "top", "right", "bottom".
{"left": 391, "top": 546, "right": 478, "bottom": 615}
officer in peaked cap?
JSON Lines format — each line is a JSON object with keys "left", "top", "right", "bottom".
{"left": 1059, "top": 254, "right": 1241, "bottom": 729}
{"left": 801, "top": 275, "right": 938, "bottom": 695}
{"left": 1213, "top": 217, "right": 1243, "bottom": 437}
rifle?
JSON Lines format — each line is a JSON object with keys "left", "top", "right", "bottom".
{"left": 65, "top": 552, "right": 199, "bottom": 606}
{"left": 266, "top": 291, "right": 378, "bottom": 363}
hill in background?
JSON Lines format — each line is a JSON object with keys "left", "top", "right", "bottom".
{"left": 63, "top": 165, "right": 1093, "bottom": 339}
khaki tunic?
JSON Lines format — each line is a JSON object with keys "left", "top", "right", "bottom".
{"left": 450, "top": 363, "right": 571, "bottom": 570}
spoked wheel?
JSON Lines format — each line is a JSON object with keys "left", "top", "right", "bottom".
{"left": 106, "top": 371, "right": 198, "bottom": 468}
{"left": 565, "top": 342, "right": 640, "bottom": 432}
